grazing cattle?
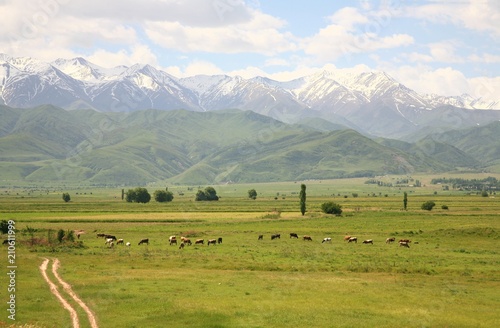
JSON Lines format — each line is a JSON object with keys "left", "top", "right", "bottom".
{"left": 179, "top": 242, "right": 185, "bottom": 249}
{"left": 258, "top": 235, "right": 263, "bottom": 240}
{"left": 363, "top": 239, "right": 373, "bottom": 244}
{"left": 290, "top": 233, "right": 299, "bottom": 239}
{"left": 344, "top": 235, "right": 352, "bottom": 241}
{"left": 386, "top": 237, "right": 396, "bottom": 244}
{"left": 125, "top": 242, "right": 131, "bottom": 247}
{"left": 303, "top": 235, "right": 313, "bottom": 241}
{"left": 217, "top": 237, "right": 222, "bottom": 244}
{"left": 322, "top": 237, "right": 332, "bottom": 243}
{"left": 182, "top": 238, "right": 192, "bottom": 246}
{"left": 116, "top": 239, "right": 124, "bottom": 245}
{"left": 3, "top": 239, "right": 9, "bottom": 245}
{"left": 207, "top": 239, "right": 217, "bottom": 246}
{"left": 108, "top": 241, "right": 114, "bottom": 248}
{"left": 138, "top": 238, "right": 149, "bottom": 245}
{"left": 105, "top": 235, "right": 117, "bottom": 241}
{"left": 96, "top": 233, "right": 106, "bottom": 238}
{"left": 105, "top": 238, "right": 114, "bottom": 245}
{"left": 399, "top": 239, "right": 411, "bottom": 244}
{"left": 169, "top": 236, "right": 177, "bottom": 245}
{"left": 347, "top": 237, "right": 358, "bottom": 243}
{"left": 195, "top": 239, "right": 204, "bottom": 245}
{"left": 399, "top": 241, "right": 410, "bottom": 248}
{"left": 271, "top": 234, "right": 281, "bottom": 240}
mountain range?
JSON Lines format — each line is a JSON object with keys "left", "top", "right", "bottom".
{"left": 0, "top": 105, "right": 498, "bottom": 186}
{"left": 1, "top": 54, "right": 499, "bottom": 140}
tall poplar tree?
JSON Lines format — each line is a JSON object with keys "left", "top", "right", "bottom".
{"left": 403, "top": 191, "right": 408, "bottom": 210}
{"left": 300, "top": 184, "right": 306, "bottom": 215}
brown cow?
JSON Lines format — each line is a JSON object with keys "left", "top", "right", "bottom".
{"left": 290, "top": 233, "right": 299, "bottom": 239}
{"left": 207, "top": 239, "right": 217, "bottom": 246}
{"left": 344, "top": 235, "right": 351, "bottom": 241}
{"left": 169, "top": 236, "right": 177, "bottom": 245}
{"left": 363, "top": 239, "right": 373, "bottom": 244}
{"left": 303, "top": 235, "right": 313, "bottom": 241}
{"left": 271, "top": 234, "right": 281, "bottom": 240}
{"left": 386, "top": 237, "right": 396, "bottom": 244}
{"left": 138, "top": 238, "right": 149, "bottom": 245}
{"left": 195, "top": 239, "right": 204, "bottom": 245}
{"left": 179, "top": 242, "right": 185, "bottom": 249}
{"left": 217, "top": 237, "right": 222, "bottom": 244}
{"left": 258, "top": 235, "right": 263, "bottom": 240}
{"left": 399, "top": 239, "right": 411, "bottom": 244}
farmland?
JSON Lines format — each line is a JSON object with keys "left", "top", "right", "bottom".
{"left": 1, "top": 176, "right": 499, "bottom": 327}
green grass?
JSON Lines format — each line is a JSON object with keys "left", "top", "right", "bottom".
{"left": 1, "top": 177, "right": 499, "bottom": 327}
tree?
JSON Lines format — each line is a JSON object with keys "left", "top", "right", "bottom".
{"left": 125, "top": 187, "right": 151, "bottom": 203}
{"left": 154, "top": 190, "right": 174, "bottom": 202}
{"left": 299, "top": 184, "right": 306, "bottom": 215}
{"left": 62, "top": 192, "right": 71, "bottom": 202}
{"left": 248, "top": 189, "right": 257, "bottom": 200}
{"left": 421, "top": 201, "right": 436, "bottom": 211}
{"left": 195, "top": 187, "right": 219, "bottom": 201}
{"left": 403, "top": 192, "right": 408, "bottom": 210}
{"left": 321, "top": 201, "right": 342, "bottom": 215}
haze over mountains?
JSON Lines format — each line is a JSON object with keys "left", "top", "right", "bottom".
{"left": 0, "top": 54, "right": 499, "bottom": 185}
{"left": 1, "top": 54, "right": 499, "bottom": 140}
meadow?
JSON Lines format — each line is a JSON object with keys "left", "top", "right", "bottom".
{"left": 0, "top": 176, "right": 499, "bottom": 327}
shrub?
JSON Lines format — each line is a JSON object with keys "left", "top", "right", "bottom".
{"left": 57, "top": 229, "right": 65, "bottom": 243}
{"left": 441, "top": 205, "right": 449, "bottom": 210}
{"left": 248, "top": 189, "right": 257, "bottom": 200}
{"left": 421, "top": 201, "right": 436, "bottom": 211}
{"left": 321, "top": 202, "right": 342, "bottom": 215}
{"left": 195, "top": 187, "right": 219, "bottom": 201}
{"left": 154, "top": 190, "right": 174, "bottom": 202}
{"left": 62, "top": 192, "right": 71, "bottom": 202}
{"left": 125, "top": 187, "right": 151, "bottom": 203}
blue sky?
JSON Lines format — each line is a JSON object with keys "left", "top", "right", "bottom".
{"left": 1, "top": 0, "right": 499, "bottom": 100}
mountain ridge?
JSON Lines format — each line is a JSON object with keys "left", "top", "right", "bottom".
{"left": 1, "top": 54, "right": 499, "bottom": 140}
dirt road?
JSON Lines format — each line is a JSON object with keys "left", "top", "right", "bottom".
{"left": 40, "top": 258, "right": 98, "bottom": 328}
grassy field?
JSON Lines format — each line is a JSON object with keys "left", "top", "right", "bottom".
{"left": 1, "top": 176, "right": 499, "bottom": 327}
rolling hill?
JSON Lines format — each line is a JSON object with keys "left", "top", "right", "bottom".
{"left": 0, "top": 105, "right": 497, "bottom": 186}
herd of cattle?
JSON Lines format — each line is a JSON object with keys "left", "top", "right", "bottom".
{"left": 96, "top": 232, "right": 413, "bottom": 249}
{"left": 96, "top": 233, "right": 222, "bottom": 249}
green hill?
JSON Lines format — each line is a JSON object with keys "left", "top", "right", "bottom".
{"left": 0, "top": 105, "right": 496, "bottom": 185}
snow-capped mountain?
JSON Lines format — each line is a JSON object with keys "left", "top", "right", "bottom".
{"left": 1, "top": 54, "right": 499, "bottom": 138}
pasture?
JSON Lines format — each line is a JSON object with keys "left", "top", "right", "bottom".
{"left": 1, "top": 177, "right": 499, "bottom": 327}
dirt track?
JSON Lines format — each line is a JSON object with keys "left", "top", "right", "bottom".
{"left": 40, "top": 258, "right": 98, "bottom": 328}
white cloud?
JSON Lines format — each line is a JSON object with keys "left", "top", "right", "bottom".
{"left": 87, "top": 45, "right": 159, "bottom": 68}
{"left": 145, "top": 10, "right": 296, "bottom": 55}
{"left": 385, "top": 65, "right": 473, "bottom": 97}
{"left": 404, "top": 0, "right": 500, "bottom": 38}
{"left": 303, "top": 6, "right": 414, "bottom": 63}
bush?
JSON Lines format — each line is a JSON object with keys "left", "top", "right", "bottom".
{"left": 62, "top": 192, "right": 71, "bottom": 202}
{"left": 154, "top": 190, "right": 174, "bottom": 202}
{"left": 57, "top": 229, "right": 65, "bottom": 243}
{"left": 125, "top": 187, "right": 151, "bottom": 203}
{"left": 421, "top": 201, "right": 436, "bottom": 211}
{"left": 441, "top": 205, "right": 449, "bottom": 210}
{"left": 248, "top": 189, "right": 257, "bottom": 200}
{"left": 195, "top": 187, "right": 219, "bottom": 201}
{"left": 321, "top": 202, "right": 342, "bottom": 215}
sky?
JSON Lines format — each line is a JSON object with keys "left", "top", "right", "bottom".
{"left": 1, "top": 0, "right": 499, "bottom": 100}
